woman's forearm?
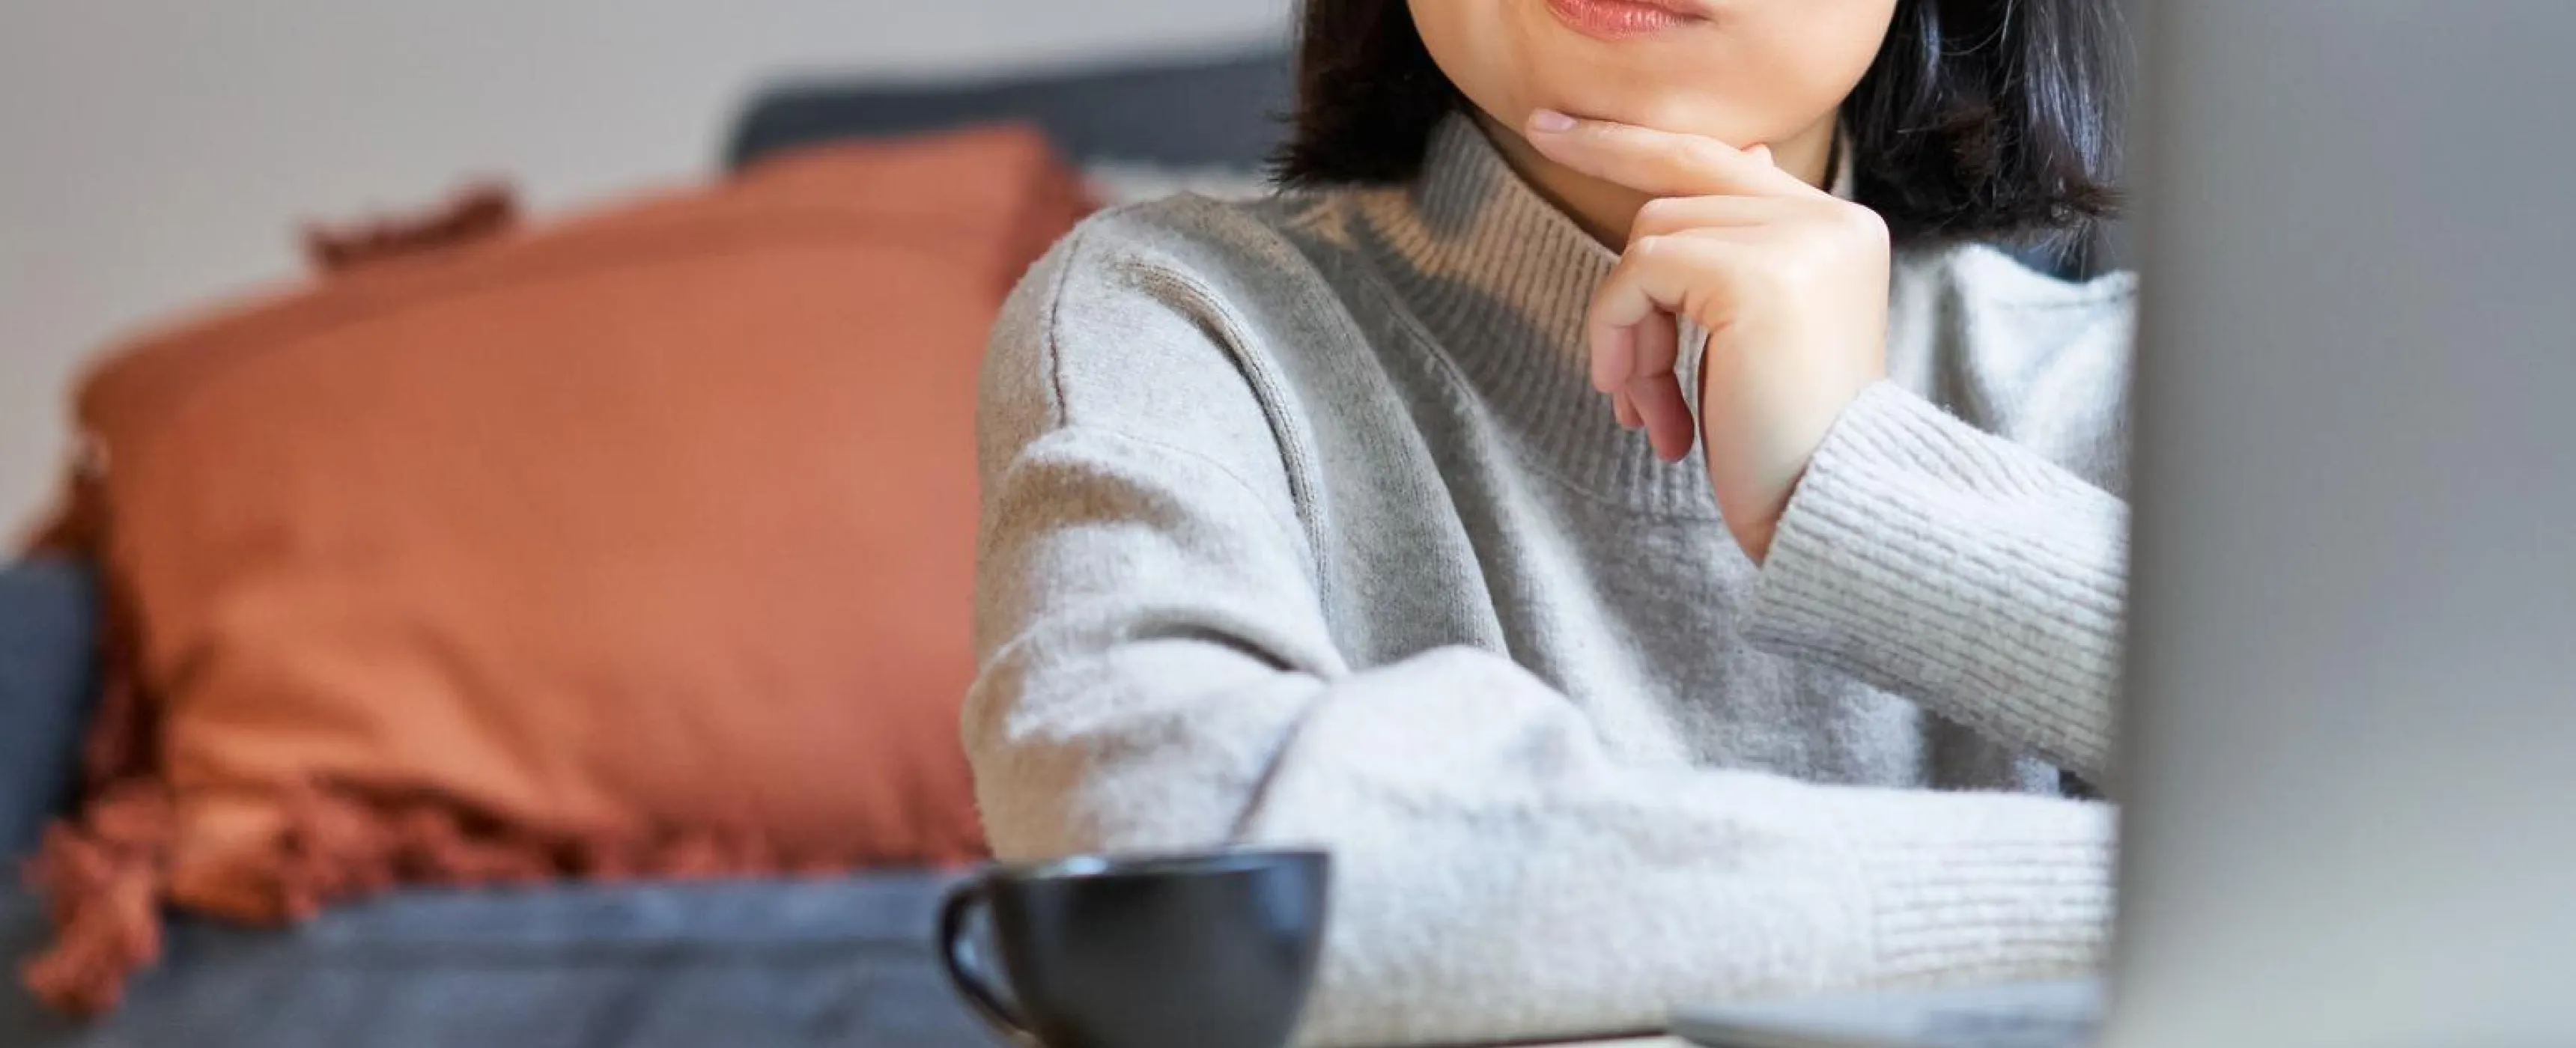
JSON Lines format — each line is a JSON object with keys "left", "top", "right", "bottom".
{"left": 1746, "top": 382, "right": 2127, "bottom": 785}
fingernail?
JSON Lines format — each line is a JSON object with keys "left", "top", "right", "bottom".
{"left": 1528, "top": 109, "right": 1576, "bottom": 133}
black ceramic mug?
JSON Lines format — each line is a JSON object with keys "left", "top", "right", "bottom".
{"left": 936, "top": 850, "right": 1331, "bottom": 1048}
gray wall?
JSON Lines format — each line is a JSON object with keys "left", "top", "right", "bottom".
{"left": 0, "top": 1, "right": 1289, "bottom": 528}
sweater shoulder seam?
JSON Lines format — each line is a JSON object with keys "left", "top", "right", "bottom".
{"left": 1036, "top": 222, "right": 1099, "bottom": 430}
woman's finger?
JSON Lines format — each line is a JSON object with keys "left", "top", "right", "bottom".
{"left": 1588, "top": 235, "right": 1755, "bottom": 462}
{"left": 1593, "top": 286, "right": 1683, "bottom": 397}
{"left": 1590, "top": 314, "right": 1638, "bottom": 394}
{"left": 1626, "top": 370, "right": 1695, "bottom": 462}
{"left": 1630, "top": 302, "right": 1683, "bottom": 382}
{"left": 1611, "top": 307, "right": 1682, "bottom": 436}
{"left": 1592, "top": 271, "right": 1695, "bottom": 460}
{"left": 1613, "top": 389, "right": 1642, "bottom": 430}
{"left": 1525, "top": 111, "right": 1817, "bottom": 201}
{"left": 1626, "top": 195, "right": 1782, "bottom": 244}
{"left": 1588, "top": 234, "right": 1754, "bottom": 348}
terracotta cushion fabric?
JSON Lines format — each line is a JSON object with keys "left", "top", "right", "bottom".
{"left": 23, "top": 124, "right": 1092, "bottom": 1013}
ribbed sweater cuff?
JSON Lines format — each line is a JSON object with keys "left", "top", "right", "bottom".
{"left": 1849, "top": 799, "right": 2115, "bottom": 984}
{"left": 1747, "top": 383, "right": 2125, "bottom": 784}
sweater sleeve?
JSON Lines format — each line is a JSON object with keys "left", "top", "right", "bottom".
{"left": 1745, "top": 382, "right": 2127, "bottom": 786}
{"left": 969, "top": 227, "right": 2114, "bottom": 1048}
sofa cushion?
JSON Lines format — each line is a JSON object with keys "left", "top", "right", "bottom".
{"left": 26, "top": 124, "right": 1091, "bottom": 1014}
{"left": 1, "top": 873, "right": 1003, "bottom": 1048}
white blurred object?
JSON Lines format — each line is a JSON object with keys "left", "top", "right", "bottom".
{"left": 1084, "top": 159, "right": 1274, "bottom": 205}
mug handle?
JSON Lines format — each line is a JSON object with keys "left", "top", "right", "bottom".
{"left": 938, "top": 871, "right": 1037, "bottom": 1045}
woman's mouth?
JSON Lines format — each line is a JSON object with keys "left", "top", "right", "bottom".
{"left": 1545, "top": 0, "right": 1707, "bottom": 40}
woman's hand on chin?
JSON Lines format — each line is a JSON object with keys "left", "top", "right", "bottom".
{"left": 1525, "top": 109, "right": 1890, "bottom": 564}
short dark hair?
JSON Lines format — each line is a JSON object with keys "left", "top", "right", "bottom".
{"left": 1272, "top": 0, "right": 2125, "bottom": 248}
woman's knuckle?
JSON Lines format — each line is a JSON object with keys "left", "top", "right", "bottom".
{"left": 1832, "top": 201, "right": 1891, "bottom": 241}
{"left": 1634, "top": 198, "right": 1689, "bottom": 235}
{"left": 1677, "top": 140, "right": 1728, "bottom": 172}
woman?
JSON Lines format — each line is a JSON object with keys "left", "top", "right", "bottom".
{"left": 969, "top": 0, "right": 2133, "bottom": 1043}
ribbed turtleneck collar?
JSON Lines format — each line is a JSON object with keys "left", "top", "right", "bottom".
{"left": 1340, "top": 114, "right": 1721, "bottom": 516}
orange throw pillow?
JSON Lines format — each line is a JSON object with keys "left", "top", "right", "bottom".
{"left": 24, "top": 125, "right": 1091, "bottom": 1013}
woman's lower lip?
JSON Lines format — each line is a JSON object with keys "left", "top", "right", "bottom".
{"left": 1545, "top": 0, "right": 1701, "bottom": 40}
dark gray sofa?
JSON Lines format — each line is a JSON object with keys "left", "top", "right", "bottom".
{"left": 0, "top": 864, "right": 985, "bottom": 1048}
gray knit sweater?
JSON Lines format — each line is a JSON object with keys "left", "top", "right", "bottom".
{"left": 969, "top": 116, "right": 2138, "bottom": 1047}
